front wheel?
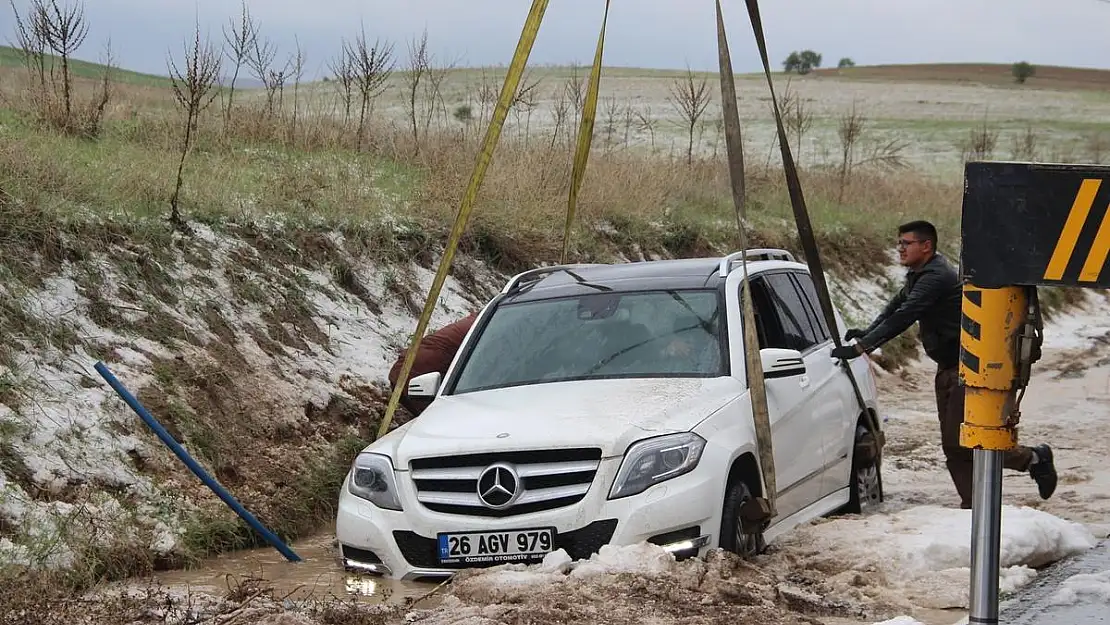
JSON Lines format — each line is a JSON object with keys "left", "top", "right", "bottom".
{"left": 719, "top": 480, "right": 766, "bottom": 558}
{"left": 845, "top": 424, "right": 884, "bottom": 514}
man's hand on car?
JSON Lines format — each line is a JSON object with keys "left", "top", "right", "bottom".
{"left": 831, "top": 344, "right": 862, "bottom": 360}
{"left": 844, "top": 328, "right": 865, "bottom": 341}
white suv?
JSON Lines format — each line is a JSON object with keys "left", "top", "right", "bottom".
{"left": 335, "top": 250, "right": 886, "bottom": 580}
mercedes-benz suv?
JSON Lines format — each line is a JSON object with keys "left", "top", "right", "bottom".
{"left": 335, "top": 249, "right": 886, "bottom": 580}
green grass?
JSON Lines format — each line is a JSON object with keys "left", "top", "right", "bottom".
{"left": 0, "top": 45, "right": 175, "bottom": 88}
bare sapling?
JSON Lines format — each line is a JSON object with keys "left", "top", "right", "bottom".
{"left": 635, "top": 106, "right": 659, "bottom": 151}
{"left": 326, "top": 47, "right": 356, "bottom": 125}
{"left": 510, "top": 72, "right": 542, "bottom": 143}
{"left": 41, "top": 0, "right": 89, "bottom": 125}
{"left": 961, "top": 114, "right": 998, "bottom": 162}
{"left": 167, "top": 24, "right": 222, "bottom": 231}
{"left": 476, "top": 70, "right": 498, "bottom": 126}
{"left": 404, "top": 30, "right": 456, "bottom": 154}
{"left": 247, "top": 34, "right": 288, "bottom": 118}
{"left": 405, "top": 30, "right": 429, "bottom": 153}
{"left": 603, "top": 96, "right": 620, "bottom": 147}
{"left": 669, "top": 67, "right": 712, "bottom": 165}
{"left": 783, "top": 89, "right": 813, "bottom": 164}
{"left": 549, "top": 87, "right": 570, "bottom": 149}
{"left": 1010, "top": 124, "right": 1039, "bottom": 161}
{"left": 347, "top": 26, "right": 395, "bottom": 151}
{"left": 8, "top": 0, "right": 49, "bottom": 97}
{"left": 836, "top": 104, "right": 865, "bottom": 203}
{"left": 563, "top": 64, "right": 585, "bottom": 132}
{"left": 221, "top": 0, "right": 258, "bottom": 125}
{"left": 290, "top": 36, "right": 305, "bottom": 144}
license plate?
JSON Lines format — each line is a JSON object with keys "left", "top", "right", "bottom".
{"left": 436, "top": 527, "right": 555, "bottom": 565}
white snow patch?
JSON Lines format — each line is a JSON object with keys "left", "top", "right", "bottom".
{"left": 1047, "top": 569, "right": 1110, "bottom": 606}
{"left": 870, "top": 618, "right": 927, "bottom": 625}
{"left": 568, "top": 542, "right": 678, "bottom": 578}
{"left": 778, "top": 505, "right": 1097, "bottom": 609}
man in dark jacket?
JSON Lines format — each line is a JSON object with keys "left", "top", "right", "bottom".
{"left": 388, "top": 312, "right": 478, "bottom": 417}
{"left": 831, "top": 220, "right": 1057, "bottom": 509}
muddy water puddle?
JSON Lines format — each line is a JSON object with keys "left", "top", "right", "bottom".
{"left": 148, "top": 533, "right": 434, "bottom": 605}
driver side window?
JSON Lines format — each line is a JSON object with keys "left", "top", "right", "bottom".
{"left": 739, "top": 278, "right": 788, "bottom": 350}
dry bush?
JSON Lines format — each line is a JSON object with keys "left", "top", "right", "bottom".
{"left": 167, "top": 22, "right": 222, "bottom": 228}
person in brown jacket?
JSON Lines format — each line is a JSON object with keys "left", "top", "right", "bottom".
{"left": 387, "top": 312, "right": 478, "bottom": 417}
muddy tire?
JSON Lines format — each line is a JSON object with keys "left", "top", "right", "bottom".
{"left": 844, "top": 423, "right": 884, "bottom": 514}
{"left": 719, "top": 479, "right": 766, "bottom": 558}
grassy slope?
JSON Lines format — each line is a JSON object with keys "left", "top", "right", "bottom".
{"left": 0, "top": 45, "right": 174, "bottom": 88}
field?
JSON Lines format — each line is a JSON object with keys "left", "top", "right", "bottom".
{"left": 1, "top": 21, "right": 1110, "bottom": 625}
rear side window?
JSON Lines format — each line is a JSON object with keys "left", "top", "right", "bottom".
{"left": 791, "top": 272, "right": 831, "bottom": 343}
{"left": 763, "top": 273, "right": 820, "bottom": 352}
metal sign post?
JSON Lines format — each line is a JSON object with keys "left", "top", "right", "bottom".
{"left": 960, "top": 161, "right": 1110, "bottom": 623}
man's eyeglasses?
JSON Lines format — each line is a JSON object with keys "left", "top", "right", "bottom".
{"left": 896, "top": 238, "right": 922, "bottom": 249}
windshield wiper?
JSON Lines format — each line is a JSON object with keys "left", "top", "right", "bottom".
{"left": 509, "top": 268, "right": 612, "bottom": 296}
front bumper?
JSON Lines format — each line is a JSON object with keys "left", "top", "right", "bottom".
{"left": 335, "top": 454, "right": 726, "bottom": 580}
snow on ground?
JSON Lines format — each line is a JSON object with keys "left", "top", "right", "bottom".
{"left": 765, "top": 505, "right": 1095, "bottom": 611}
{"left": 1047, "top": 569, "right": 1110, "bottom": 606}
{"left": 0, "top": 226, "right": 495, "bottom": 568}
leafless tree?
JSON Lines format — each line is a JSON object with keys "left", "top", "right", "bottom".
{"left": 247, "top": 34, "right": 289, "bottom": 117}
{"left": 405, "top": 30, "right": 430, "bottom": 152}
{"left": 404, "top": 29, "right": 457, "bottom": 153}
{"left": 549, "top": 87, "right": 571, "bottom": 149}
{"left": 9, "top": 0, "right": 49, "bottom": 92}
{"left": 167, "top": 24, "right": 222, "bottom": 230}
{"left": 289, "top": 36, "right": 306, "bottom": 141}
{"left": 636, "top": 106, "right": 659, "bottom": 150}
{"left": 603, "top": 96, "right": 621, "bottom": 146}
{"left": 1011, "top": 125, "right": 1040, "bottom": 161}
{"left": 669, "top": 67, "right": 712, "bottom": 165}
{"left": 221, "top": 0, "right": 258, "bottom": 124}
{"left": 563, "top": 64, "right": 586, "bottom": 131}
{"left": 781, "top": 81, "right": 813, "bottom": 163}
{"left": 41, "top": 0, "right": 89, "bottom": 121}
{"left": 510, "top": 71, "right": 542, "bottom": 142}
{"left": 326, "top": 48, "right": 356, "bottom": 124}
{"left": 346, "top": 27, "right": 395, "bottom": 149}
{"left": 837, "top": 104, "right": 866, "bottom": 203}
{"left": 961, "top": 115, "right": 998, "bottom": 162}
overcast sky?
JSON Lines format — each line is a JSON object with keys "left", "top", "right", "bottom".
{"left": 6, "top": 0, "right": 1110, "bottom": 79}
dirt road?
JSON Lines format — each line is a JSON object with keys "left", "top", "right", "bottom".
{"left": 86, "top": 313, "right": 1110, "bottom": 625}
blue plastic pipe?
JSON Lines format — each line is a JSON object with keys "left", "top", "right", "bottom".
{"left": 94, "top": 361, "right": 302, "bottom": 562}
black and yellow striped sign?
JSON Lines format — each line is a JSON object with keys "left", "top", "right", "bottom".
{"left": 962, "top": 162, "right": 1110, "bottom": 288}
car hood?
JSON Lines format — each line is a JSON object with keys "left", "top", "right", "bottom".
{"left": 373, "top": 377, "right": 742, "bottom": 467}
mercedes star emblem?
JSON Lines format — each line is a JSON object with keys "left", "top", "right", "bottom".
{"left": 477, "top": 462, "right": 521, "bottom": 509}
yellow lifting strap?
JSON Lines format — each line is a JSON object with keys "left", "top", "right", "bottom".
{"left": 716, "top": 0, "right": 777, "bottom": 516}
{"left": 561, "top": 0, "right": 611, "bottom": 264}
{"left": 375, "top": 0, "right": 550, "bottom": 440}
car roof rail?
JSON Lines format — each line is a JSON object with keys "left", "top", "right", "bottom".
{"left": 717, "top": 248, "right": 797, "bottom": 277}
{"left": 500, "top": 263, "right": 604, "bottom": 294}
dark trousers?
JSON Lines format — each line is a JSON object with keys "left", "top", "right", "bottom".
{"left": 935, "top": 366, "right": 1034, "bottom": 508}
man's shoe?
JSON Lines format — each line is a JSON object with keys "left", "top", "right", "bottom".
{"left": 1029, "top": 444, "right": 1057, "bottom": 500}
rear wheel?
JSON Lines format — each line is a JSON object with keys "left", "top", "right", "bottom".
{"left": 845, "top": 423, "right": 884, "bottom": 514}
{"left": 719, "top": 479, "right": 766, "bottom": 558}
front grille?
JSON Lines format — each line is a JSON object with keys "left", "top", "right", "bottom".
{"left": 408, "top": 448, "right": 603, "bottom": 517}
{"left": 392, "top": 519, "right": 619, "bottom": 569}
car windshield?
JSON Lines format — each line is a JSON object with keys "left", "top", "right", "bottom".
{"left": 450, "top": 289, "right": 724, "bottom": 394}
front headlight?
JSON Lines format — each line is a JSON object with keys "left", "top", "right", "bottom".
{"left": 608, "top": 432, "right": 706, "bottom": 499}
{"left": 347, "top": 453, "right": 403, "bottom": 511}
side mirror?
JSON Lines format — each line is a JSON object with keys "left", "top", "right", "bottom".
{"left": 760, "top": 348, "right": 806, "bottom": 379}
{"left": 407, "top": 372, "right": 442, "bottom": 398}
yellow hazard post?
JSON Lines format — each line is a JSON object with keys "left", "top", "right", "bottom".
{"left": 959, "top": 282, "right": 1032, "bottom": 624}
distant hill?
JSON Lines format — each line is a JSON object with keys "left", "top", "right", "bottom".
{"left": 812, "top": 63, "right": 1110, "bottom": 90}
{"left": 0, "top": 45, "right": 266, "bottom": 89}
